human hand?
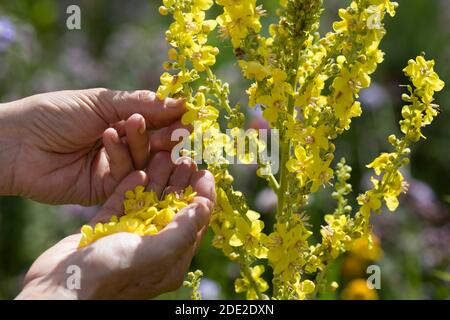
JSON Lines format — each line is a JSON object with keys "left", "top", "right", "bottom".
{"left": 16, "top": 154, "right": 215, "bottom": 300}
{"left": 0, "top": 88, "right": 187, "bottom": 205}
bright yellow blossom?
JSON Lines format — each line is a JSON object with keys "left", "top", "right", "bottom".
{"left": 79, "top": 186, "right": 196, "bottom": 247}
{"left": 156, "top": 71, "right": 192, "bottom": 99}
{"left": 229, "top": 210, "right": 268, "bottom": 259}
{"left": 182, "top": 92, "right": 219, "bottom": 125}
{"left": 235, "top": 265, "right": 269, "bottom": 300}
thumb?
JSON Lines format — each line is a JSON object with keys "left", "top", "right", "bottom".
{"left": 153, "top": 202, "right": 211, "bottom": 256}
{"left": 87, "top": 88, "right": 186, "bottom": 129}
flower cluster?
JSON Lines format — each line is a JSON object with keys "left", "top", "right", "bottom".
{"left": 74, "top": 0, "right": 445, "bottom": 301}
{"left": 355, "top": 54, "right": 444, "bottom": 235}
{"left": 183, "top": 270, "right": 204, "bottom": 300}
{"left": 151, "top": 0, "right": 444, "bottom": 300}
{"left": 79, "top": 186, "right": 196, "bottom": 247}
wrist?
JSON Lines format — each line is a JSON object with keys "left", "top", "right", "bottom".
{"left": 16, "top": 279, "right": 79, "bottom": 300}
{"left": 0, "top": 101, "right": 25, "bottom": 195}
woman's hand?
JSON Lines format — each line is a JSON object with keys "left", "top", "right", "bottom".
{"left": 0, "top": 88, "right": 188, "bottom": 205}
{"left": 16, "top": 154, "right": 215, "bottom": 300}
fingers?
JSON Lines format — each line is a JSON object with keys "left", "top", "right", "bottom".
{"left": 90, "top": 170, "right": 148, "bottom": 225}
{"left": 93, "top": 89, "right": 186, "bottom": 129}
{"left": 190, "top": 170, "right": 216, "bottom": 206}
{"left": 108, "top": 116, "right": 189, "bottom": 174}
{"left": 150, "top": 121, "right": 192, "bottom": 153}
{"left": 150, "top": 168, "right": 215, "bottom": 257}
{"left": 103, "top": 128, "right": 134, "bottom": 182}
{"left": 125, "top": 114, "right": 150, "bottom": 170}
{"left": 163, "top": 157, "right": 197, "bottom": 196}
{"left": 145, "top": 152, "right": 175, "bottom": 198}
{"left": 154, "top": 201, "right": 211, "bottom": 256}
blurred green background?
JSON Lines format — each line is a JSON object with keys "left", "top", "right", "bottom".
{"left": 0, "top": 0, "right": 449, "bottom": 300}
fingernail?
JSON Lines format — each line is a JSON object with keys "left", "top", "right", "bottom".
{"left": 187, "top": 206, "right": 202, "bottom": 231}
{"left": 138, "top": 117, "right": 146, "bottom": 134}
{"left": 108, "top": 129, "right": 121, "bottom": 144}
{"left": 166, "top": 97, "right": 185, "bottom": 108}
{"left": 113, "top": 134, "right": 121, "bottom": 144}
{"left": 188, "top": 204, "right": 210, "bottom": 231}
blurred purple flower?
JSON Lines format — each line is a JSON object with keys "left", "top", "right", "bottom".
{"left": 421, "top": 223, "right": 450, "bottom": 269}
{"left": 255, "top": 188, "right": 277, "bottom": 213}
{"left": 199, "top": 278, "right": 221, "bottom": 300}
{"left": 360, "top": 82, "right": 391, "bottom": 110}
{"left": 0, "top": 17, "right": 16, "bottom": 52}
{"left": 407, "top": 179, "right": 449, "bottom": 223}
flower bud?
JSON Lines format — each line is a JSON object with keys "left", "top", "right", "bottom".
{"left": 330, "top": 281, "right": 339, "bottom": 292}
{"left": 401, "top": 93, "right": 411, "bottom": 102}
{"left": 401, "top": 148, "right": 411, "bottom": 156}
{"left": 388, "top": 134, "right": 397, "bottom": 145}
{"left": 159, "top": 6, "right": 169, "bottom": 16}
{"left": 168, "top": 48, "right": 178, "bottom": 60}
{"left": 163, "top": 61, "right": 173, "bottom": 70}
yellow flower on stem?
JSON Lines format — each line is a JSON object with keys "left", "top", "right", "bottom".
{"left": 238, "top": 60, "right": 270, "bottom": 81}
{"left": 235, "top": 265, "right": 269, "bottom": 300}
{"left": 217, "top": 2, "right": 262, "bottom": 48}
{"left": 403, "top": 56, "right": 445, "bottom": 103}
{"left": 192, "top": 46, "right": 219, "bottom": 72}
{"left": 181, "top": 92, "right": 219, "bottom": 125}
{"left": 229, "top": 211, "right": 268, "bottom": 259}
{"left": 157, "top": 71, "right": 191, "bottom": 99}
{"left": 286, "top": 145, "right": 312, "bottom": 188}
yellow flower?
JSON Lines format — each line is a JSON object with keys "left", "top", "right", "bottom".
{"left": 266, "top": 222, "right": 311, "bottom": 281}
{"left": 156, "top": 71, "right": 191, "bottom": 99}
{"left": 307, "top": 154, "right": 334, "bottom": 193}
{"left": 350, "top": 235, "right": 383, "bottom": 261}
{"left": 192, "top": 0, "right": 214, "bottom": 11}
{"left": 235, "top": 265, "right": 269, "bottom": 300}
{"left": 192, "top": 45, "right": 219, "bottom": 72}
{"left": 341, "top": 279, "right": 378, "bottom": 300}
{"left": 229, "top": 210, "right": 268, "bottom": 259}
{"left": 238, "top": 60, "right": 270, "bottom": 81}
{"left": 211, "top": 189, "right": 238, "bottom": 258}
{"left": 217, "top": 1, "right": 262, "bottom": 48}
{"left": 369, "top": 0, "right": 399, "bottom": 17}
{"left": 287, "top": 123, "right": 329, "bottom": 152}
{"left": 332, "top": 6, "right": 355, "bottom": 33}
{"left": 181, "top": 92, "right": 219, "bottom": 125}
{"left": 320, "top": 214, "right": 352, "bottom": 259}
{"left": 286, "top": 145, "right": 312, "bottom": 188}
{"left": 79, "top": 186, "right": 196, "bottom": 247}
{"left": 403, "top": 56, "right": 445, "bottom": 103}
{"left": 381, "top": 169, "right": 404, "bottom": 211}
{"left": 357, "top": 190, "right": 382, "bottom": 217}
{"left": 366, "top": 152, "right": 391, "bottom": 175}
{"left": 294, "top": 279, "right": 316, "bottom": 300}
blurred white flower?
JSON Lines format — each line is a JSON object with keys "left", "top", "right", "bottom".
{"left": 255, "top": 187, "right": 277, "bottom": 213}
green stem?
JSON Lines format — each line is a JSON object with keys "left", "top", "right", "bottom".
{"left": 312, "top": 263, "right": 329, "bottom": 298}
{"left": 239, "top": 255, "right": 264, "bottom": 300}
{"left": 276, "top": 58, "right": 300, "bottom": 220}
{"left": 379, "top": 139, "right": 408, "bottom": 193}
{"left": 206, "top": 68, "right": 233, "bottom": 115}
{"left": 267, "top": 174, "right": 280, "bottom": 193}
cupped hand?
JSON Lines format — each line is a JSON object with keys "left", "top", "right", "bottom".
{"left": 16, "top": 154, "right": 215, "bottom": 300}
{"left": 0, "top": 88, "right": 187, "bottom": 205}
